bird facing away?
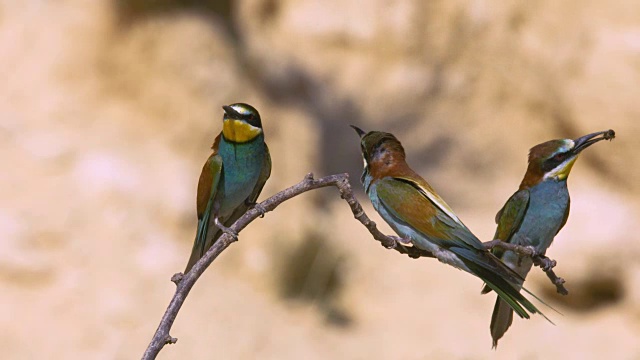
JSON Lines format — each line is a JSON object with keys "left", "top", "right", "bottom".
{"left": 184, "top": 103, "right": 271, "bottom": 272}
{"left": 484, "top": 129, "right": 615, "bottom": 347}
{"left": 351, "top": 126, "right": 547, "bottom": 329}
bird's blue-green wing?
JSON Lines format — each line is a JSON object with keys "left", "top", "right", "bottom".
{"left": 247, "top": 144, "right": 271, "bottom": 205}
{"left": 480, "top": 189, "right": 530, "bottom": 294}
{"left": 492, "top": 189, "right": 530, "bottom": 259}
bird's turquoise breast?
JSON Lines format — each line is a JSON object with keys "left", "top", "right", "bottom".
{"left": 218, "top": 135, "right": 266, "bottom": 215}
{"left": 516, "top": 180, "right": 570, "bottom": 252}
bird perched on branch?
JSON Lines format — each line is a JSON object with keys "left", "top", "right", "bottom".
{"left": 185, "top": 103, "right": 271, "bottom": 272}
{"left": 351, "top": 126, "right": 548, "bottom": 330}
{"left": 484, "top": 129, "right": 615, "bottom": 347}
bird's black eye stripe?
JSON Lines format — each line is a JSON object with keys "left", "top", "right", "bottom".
{"left": 241, "top": 112, "right": 262, "bottom": 127}
{"left": 543, "top": 151, "right": 569, "bottom": 172}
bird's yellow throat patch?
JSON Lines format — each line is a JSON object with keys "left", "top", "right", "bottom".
{"left": 548, "top": 156, "right": 579, "bottom": 181}
{"left": 223, "top": 119, "right": 262, "bottom": 143}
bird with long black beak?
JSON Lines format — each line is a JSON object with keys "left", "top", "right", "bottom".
{"left": 483, "top": 129, "right": 615, "bottom": 347}
{"left": 184, "top": 103, "right": 272, "bottom": 272}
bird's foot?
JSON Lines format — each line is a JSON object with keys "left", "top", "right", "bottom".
{"left": 214, "top": 217, "right": 238, "bottom": 241}
{"left": 390, "top": 235, "right": 412, "bottom": 246}
{"left": 482, "top": 240, "right": 534, "bottom": 257}
{"left": 246, "top": 200, "right": 267, "bottom": 218}
{"left": 524, "top": 245, "right": 537, "bottom": 257}
{"left": 516, "top": 246, "right": 537, "bottom": 266}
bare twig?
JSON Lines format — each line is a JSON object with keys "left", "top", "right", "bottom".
{"left": 142, "top": 173, "right": 427, "bottom": 359}
{"left": 533, "top": 255, "right": 568, "bottom": 295}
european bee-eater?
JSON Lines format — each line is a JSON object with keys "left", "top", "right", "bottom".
{"left": 484, "top": 129, "right": 615, "bottom": 347}
{"left": 351, "top": 126, "right": 546, "bottom": 326}
{"left": 185, "top": 103, "right": 271, "bottom": 272}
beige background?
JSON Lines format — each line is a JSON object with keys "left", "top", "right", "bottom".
{"left": 1, "top": 1, "right": 639, "bottom": 359}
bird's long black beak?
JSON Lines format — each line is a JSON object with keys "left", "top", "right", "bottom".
{"left": 350, "top": 125, "right": 366, "bottom": 138}
{"left": 573, "top": 129, "right": 615, "bottom": 153}
{"left": 222, "top": 105, "right": 242, "bottom": 118}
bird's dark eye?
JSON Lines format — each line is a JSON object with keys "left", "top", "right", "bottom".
{"left": 243, "top": 112, "right": 261, "bottom": 127}
{"left": 542, "top": 152, "right": 569, "bottom": 172}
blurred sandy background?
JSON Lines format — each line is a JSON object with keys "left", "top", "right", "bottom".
{"left": 1, "top": 1, "right": 639, "bottom": 359}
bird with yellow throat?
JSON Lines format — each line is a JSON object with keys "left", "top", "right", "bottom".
{"left": 484, "top": 129, "right": 615, "bottom": 347}
{"left": 185, "top": 103, "right": 271, "bottom": 272}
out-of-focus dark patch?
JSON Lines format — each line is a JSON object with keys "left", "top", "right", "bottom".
{"left": 115, "top": 0, "right": 233, "bottom": 24}
{"left": 540, "top": 269, "right": 624, "bottom": 312}
{"left": 257, "top": 0, "right": 280, "bottom": 26}
{"left": 410, "top": 135, "right": 454, "bottom": 172}
{"left": 323, "top": 306, "right": 353, "bottom": 328}
{"left": 276, "top": 232, "right": 353, "bottom": 328}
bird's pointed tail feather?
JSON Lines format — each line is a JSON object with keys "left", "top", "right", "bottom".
{"left": 450, "top": 247, "right": 548, "bottom": 319}
{"left": 490, "top": 298, "right": 514, "bottom": 348}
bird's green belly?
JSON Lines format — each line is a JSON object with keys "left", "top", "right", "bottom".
{"left": 218, "top": 138, "right": 265, "bottom": 216}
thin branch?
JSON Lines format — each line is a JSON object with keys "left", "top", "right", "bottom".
{"left": 143, "top": 172, "right": 567, "bottom": 359}
{"left": 533, "top": 255, "right": 568, "bottom": 295}
{"left": 142, "top": 173, "right": 419, "bottom": 359}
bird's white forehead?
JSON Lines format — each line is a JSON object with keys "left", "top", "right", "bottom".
{"left": 552, "top": 139, "right": 575, "bottom": 156}
{"left": 230, "top": 104, "right": 252, "bottom": 115}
